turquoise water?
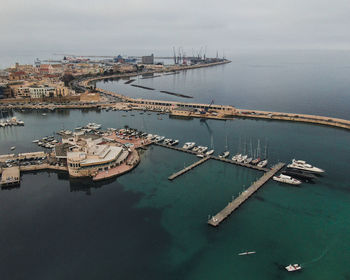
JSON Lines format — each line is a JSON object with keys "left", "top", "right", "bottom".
{"left": 0, "top": 108, "right": 350, "bottom": 279}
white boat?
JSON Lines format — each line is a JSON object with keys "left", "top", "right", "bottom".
{"left": 42, "top": 113, "right": 47, "bottom": 116}
{"left": 192, "top": 146, "right": 200, "bottom": 152}
{"left": 232, "top": 153, "right": 241, "bottom": 161}
{"left": 257, "top": 159, "right": 268, "bottom": 168}
{"left": 273, "top": 174, "right": 301, "bottom": 185}
{"left": 10, "top": 146, "right": 16, "bottom": 150}
{"left": 287, "top": 159, "right": 324, "bottom": 173}
{"left": 155, "top": 136, "right": 165, "bottom": 142}
{"left": 32, "top": 140, "right": 39, "bottom": 143}
{"left": 218, "top": 151, "right": 230, "bottom": 158}
{"left": 183, "top": 142, "right": 196, "bottom": 150}
{"left": 198, "top": 146, "right": 208, "bottom": 153}
{"left": 238, "top": 251, "right": 256, "bottom": 256}
{"left": 169, "top": 140, "right": 179, "bottom": 146}
{"left": 206, "top": 149, "right": 214, "bottom": 156}
{"left": 285, "top": 264, "right": 302, "bottom": 272}
{"left": 163, "top": 138, "right": 171, "bottom": 145}
{"left": 244, "top": 157, "right": 253, "bottom": 164}
{"left": 237, "top": 155, "right": 247, "bottom": 163}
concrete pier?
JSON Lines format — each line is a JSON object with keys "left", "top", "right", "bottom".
{"left": 0, "top": 166, "right": 20, "bottom": 186}
{"left": 208, "top": 162, "right": 285, "bottom": 227}
{"left": 168, "top": 157, "right": 210, "bottom": 180}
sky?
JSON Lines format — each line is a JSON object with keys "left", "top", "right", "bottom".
{"left": 1, "top": 0, "right": 350, "bottom": 58}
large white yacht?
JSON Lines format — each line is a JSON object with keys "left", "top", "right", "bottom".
{"left": 183, "top": 142, "right": 196, "bottom": 150}
{"left": 287, "top": 159, "right": 324, "bottom": 173}
{"left": 273, "top": 174, "right": 301, "bottom": 185}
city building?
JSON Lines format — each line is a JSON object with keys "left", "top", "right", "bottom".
{"left": 29, "top": 85, "right": 55, "bottom": 98}
{"left": 141, "top": 54, "right": 154, "bottom": 64}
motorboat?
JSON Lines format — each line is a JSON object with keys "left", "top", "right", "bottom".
{"left": 183, "top": 142, "right": 196, "bottom": 150}
{"left": 273, "top": 174, "right": 302, "bottom": 185}
{"left": 251, "top": 157, "right": 260, "bottom": 165}
{"left": 32, "top": 140, "right": 39, "bottom": 143}
{"left": 232, "top": 154, "right": 241, "bottom": 161}
{"left": 285, "top": 264, "right": 302, "bottom": 272}
{"left": 169, "top": 140, "right": 179, "bottom": 146}
{"left": 205, "top": 149, "right": 214, "bottom": 156}
{"left": 218, "top": 151, "right": 230, "bottom": 158}
{"left": 192, "top": 146, "right": 200, "bottom": 152}
{"left": 257, "top": 159, "right": 268, "bottom": 168}
{"left": 244, "top": 157, "right": 253, "bottom": 164}
{"left": 10, "top": 146, "right": 16, "bottom": 150}
{"left": 197, "top": 146, "right": 208, "bottom": 153}
{"left": 238, "top": 251, "right": 256, "bottom": 256}
{"left": 163, "top": 138, "right": 171, "bottom": 145}
{"left": 155, "top": 136, "right": 165, "bottom": 143}
{"left": 287, "top": 159, "right": 324, "bottom": 173}
{"left": 237, "top": 155, "right": 247, "bottom": 163}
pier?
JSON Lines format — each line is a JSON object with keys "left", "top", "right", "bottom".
{"left": 0, "top": 166, "right": 20, "bottom": 187}
{"left": 208, "top": 162, "right": 285, "bottom": 227}
{"left": 168, "top": 157, "right": 210, "bottom": 180}
{"left": 154, "top": 143, "right": 269, "bottom": 171}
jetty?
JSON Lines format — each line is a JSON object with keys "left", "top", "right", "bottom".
{"left": 168, "top": 157, "right": 210, "bottom": 180}
{"left": 131, "top": 85, "right": 155, "bottom": 90}
{"left": 208, "top": 162, "right": 285, "bottom": 227}
{"left": 0, "top": 166, "right": 20, "bottom": 187}
{"left": 159, "top": 90, "right": 193, "bottom": 99}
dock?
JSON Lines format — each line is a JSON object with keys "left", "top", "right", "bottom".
{"left": 154, "top": 143, "right": 268, "bottom": 171}
{"left": 208, "top": 162, "right": 285, "bottom": 227}
{"left": 168, "top": 157, "right": 210, "bottom": 180}
{"left": 0, "top": 166, "right": 20, "bottom": 187}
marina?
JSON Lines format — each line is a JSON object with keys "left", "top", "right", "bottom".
{"left": 208, "top": 162, "right": 285, "bottom": 227}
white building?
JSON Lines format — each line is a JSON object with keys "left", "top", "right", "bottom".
{"left": 29, "top": 85, "right": 55, "bottom": 98}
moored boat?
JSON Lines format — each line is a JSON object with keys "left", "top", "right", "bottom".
{"left": 183, "top": 142, "right": 196, "bottom": 150}
{"left": 287, "top": 159, "right": 324, "bottom": 173}
{"left": 218, "top": 151, "right": 230, "bottom": 158}
{"left": 273, "top": 174, "right": 301, "bottom": 185}
{"left": 285, "top": 264, "right": 302, "bottom": 272}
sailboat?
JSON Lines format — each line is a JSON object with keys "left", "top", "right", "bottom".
{"left": 251, "top": 139, "right": 261, "bottom": 165}
{"left": 206, "top": 134, "right": 215, "bottom": 156}
{"left": 257, "top": 141, "right": 268, "bottom": 168}
{"left": 219, "top": 135, "right": 230, "bottom": 158}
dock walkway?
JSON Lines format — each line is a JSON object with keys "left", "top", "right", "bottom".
{"left": 168, "top": 157, "right": 210, "bottom": 180}
{"left": 208, "top": 162, "right": 285, "bottom": 227}
{"left": 154, "top": 143, "right": 268, "bottom": 171}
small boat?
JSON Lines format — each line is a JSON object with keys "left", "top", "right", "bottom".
{"left": 206, "top": 149, "right": 214, "bottom": 156}
{"left": 238, "top": 251, "right": 256, "bottom": 256}
{"left": 273, "top": 174, "right": 302, "bottom": 185}
{"left": 257, "top": 159, "right": 268, "bottom": 168}
{"left": 285, "top": 264, "right": 302, "bottom": 272}
{"left": 192, "top": 146, "right": 200, "bottom": 152}
{"left": 32, "top": 140, "right": 39, "bottom": 143}
{"left": 42, "top": 113, "right": 47, "bottom": 116}
{"left": 163, "top": 138, "right": 171, "bottom": 145}
{"left": 10, "top": 146, "right": 16, "bottom": 150}
{"left": 237, "top": 155, "right": 247, "bottom": 163}
{"left": 169, "top": 140, "right": 179, "bottom": 146}
{"left": 244, "top": 157, "right": 253, "bottom": 164}
{"left": 218, "top": 151, "right": 230, "bottom": 158}
{"left": 197, "top": 146, "right": 208, "bottom": 153}
{"left": 183, "top": 142, "right": 196, "bottom": 150}
{"left": 232, "top": 154, "right": 241, "bottom": 161}
{"left": 251, "top": 157, "right": 260, "bottom": 165}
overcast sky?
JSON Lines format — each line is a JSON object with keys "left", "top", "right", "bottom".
{"left": 1, "top": 0, "right": 350, "bottom": 57}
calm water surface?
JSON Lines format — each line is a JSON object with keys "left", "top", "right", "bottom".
{"left": 1, "top": 50, "right": 350, "bottom": 279}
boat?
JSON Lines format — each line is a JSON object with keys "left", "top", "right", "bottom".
{"left": 282, "top": 169, "right": 317, "bottom": 181}
{"left": 192, "top": 146, "right": 200, "bottom": 152}
{"left": 257, "top": 159, "right": 268, "bottom": 168}
{"left": 206, "top": 149, "right": 214, "bottom": 156}
{"left": 273, "top": 174, "right": 302, "bottom": 185}
{"left": 218, "top": 151, "right": 230, "bottom": 158}
{"left": 163, "top": 138, "right": 171, "bottom": 145}
{"left": 183, "top": 142, "right": 196, "bottom": 150}
{"left": 155, "top": 136, "right": 165, "bottom": 143}
{"left": 287, "top": 159, "right": 324, "bottom": 173}
{"left": 42, "top": 113, "right": 47, "bottom": 116}
{"left": 251, "top": 157, "right": 260, "bottom": 165}
{"left": 169, "top": 140, "right": 179, "bottom": 146}
{"left": 237, "top": 155, "right": 247, "bottom": 163}
{"left": 232, "top": 153, "right": 241, "bottom": 161}
{"left": 244, "top": 157, "right": 253, "bottom": 164}
{"left": 32, "top": 140, "right": 39, "bottom": 143}
{"left": 285, "top": 264, "right": 302, "bottom": 272}
{"left": 198, "top": 146, "right": 208, "bottom": 153}
{"left": 10, "top": 146, "right": 16, "bottom": 150}
{"left": 238, "top": 251, "right": 256, "bottom": 256}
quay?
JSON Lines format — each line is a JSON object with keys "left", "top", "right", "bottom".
{"left": 208, "top": 162, "right": 285, "bottom": 227}
{"left": 0, "top": 166, "right": 20, "bottom": 187}
{"left": 168, "top": 157, "right": 210, "bottom": 181}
